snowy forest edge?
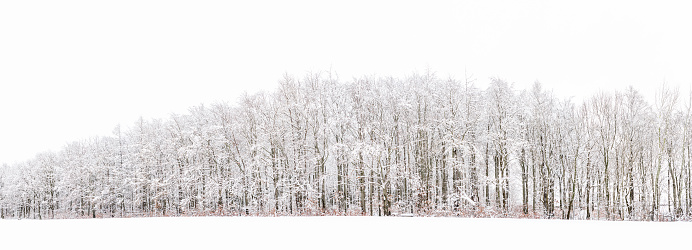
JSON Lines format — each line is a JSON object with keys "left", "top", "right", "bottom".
{"left": 1, "top": 72, "right": 690, "bottom": 221}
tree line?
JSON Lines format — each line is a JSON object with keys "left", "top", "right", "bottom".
{"left": 1, "top": 72, "right": 690, "bottom": 221}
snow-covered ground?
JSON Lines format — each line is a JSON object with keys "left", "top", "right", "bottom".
{"left": 0, "top": 217, "right": 688, "bottom": 249}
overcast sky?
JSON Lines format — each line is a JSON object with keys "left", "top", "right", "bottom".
{"left": 2, "top": 0, "right": 692, "bottom": 165}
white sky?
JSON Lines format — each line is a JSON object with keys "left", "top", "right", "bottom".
{"left": 2, "top": 0, "right": 692, "bottom": 165}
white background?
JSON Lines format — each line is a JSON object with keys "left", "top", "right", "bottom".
{"left": 1, "top": 217, "right": 690, "bottom": 249}
{"left": 2, "top": 0, "right": 692, "bottom": 164}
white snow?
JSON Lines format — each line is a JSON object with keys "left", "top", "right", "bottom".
{"left": 0, "top": 217, "right": 689, "bottom": 249}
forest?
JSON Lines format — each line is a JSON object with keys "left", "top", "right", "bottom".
{"left": 1, "top": 72, "right": 690, "bottom": 221}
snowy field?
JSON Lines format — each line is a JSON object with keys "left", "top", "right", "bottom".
{"left": 1, "top": 217, "right": 689, "bottom": 249}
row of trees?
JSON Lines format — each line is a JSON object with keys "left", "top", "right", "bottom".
{"left": 1, "top": 72, "right": 691, "bottom": 220}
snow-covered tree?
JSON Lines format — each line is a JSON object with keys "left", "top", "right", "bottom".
{"left": 2, "top": 73, "right": 690, "bottom": 221}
